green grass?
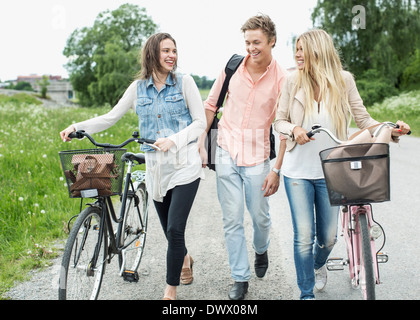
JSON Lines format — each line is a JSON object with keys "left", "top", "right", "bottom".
{"left": 199, "top": 88, "right": 211, "bottom": 101}
{"left": 0, "top": 93, "right": 42, "bottom": 106}
{"left": 367, "top": 90, "right": 420, "bottom": 135}
{"left": 0, "top": 96, "right": 143, "bottom": 297}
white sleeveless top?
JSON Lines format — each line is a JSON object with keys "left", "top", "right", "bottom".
{"left": 281, "top": 100, "right": 337, "bottom": 180}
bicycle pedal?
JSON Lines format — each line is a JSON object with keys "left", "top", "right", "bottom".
{"left": 326, "top": 257, "right": 345, "bottom": 271}
{"left": 377, "top": 252, "right": 389, "bottom": 263}
{"left": 122, "top": 270, "right": 139, "bottom": 283}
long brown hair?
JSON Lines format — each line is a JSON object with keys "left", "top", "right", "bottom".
{"left": 136, "top": 33, "right": 178, "bottom": 81}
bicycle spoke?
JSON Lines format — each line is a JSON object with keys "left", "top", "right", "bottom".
{"left": 59, "top": 207, "right": 107, "bottom": 300}
{"left": 118, "top": 182, "right": 148, "bottom": 276}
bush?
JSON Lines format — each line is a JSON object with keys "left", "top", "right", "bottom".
{"left": 10, "top": 81, "right": 34, "bottom": 91}
{"left": 368, "top": 90, "right": 420, "bottom": 135}
{"left": 355, "top": 69, "right": 398, "bottom": 107}
{"left": 401, "top": 49, "right": 420, "bottom": 91}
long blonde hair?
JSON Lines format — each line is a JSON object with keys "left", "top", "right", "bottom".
{"left": 294, "top": 29, "right": 351, "bottom": 139}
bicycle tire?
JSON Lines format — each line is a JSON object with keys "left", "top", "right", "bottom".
{"left": 359, "top": 213, "right": 376, "bottom": 300}
{"left": 118, "top": 182, "right": 149, "bottom": 274}
{"left": 59, "top": 206, "right": 107, "bottom": 300}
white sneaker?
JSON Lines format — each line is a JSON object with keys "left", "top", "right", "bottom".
{"left": 314, "top": 265, "right": 327, "bottom": 291}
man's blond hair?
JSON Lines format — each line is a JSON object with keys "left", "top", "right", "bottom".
{"left": 241, "top": 14, "right": 277, "bottom": 48}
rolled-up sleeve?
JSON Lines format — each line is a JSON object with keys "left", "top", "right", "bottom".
{"left": 203, "top": 69, "right": 226, "bottom": 113}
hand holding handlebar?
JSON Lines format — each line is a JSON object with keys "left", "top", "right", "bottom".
{"left": 60, "top": 125, "right": 76, "bottom": 142}
{"left": 395, "top": 122, "right": 412, "bottom": 135}
{"left": 293, "top": 126, "right": 315, "bottom": 145}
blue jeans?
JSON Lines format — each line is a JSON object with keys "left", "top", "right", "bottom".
{"left": 283, "top": 176, "right": 339, "bottom": 299}
{"left": 216, "top": 147, "right": 271, "bottom": 282}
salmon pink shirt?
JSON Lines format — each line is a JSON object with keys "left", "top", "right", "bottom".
{"left": 204, "top": 55, "right": 287, "bottom": 166}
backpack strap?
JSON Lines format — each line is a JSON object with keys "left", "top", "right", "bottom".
{"left": 215, "top": 54, "right": 245, "bottom": 110}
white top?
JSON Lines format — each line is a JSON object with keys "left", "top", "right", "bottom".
{"left": 74, "top": 74, "right": 206, "bottom": 202}
{"left": 281, "top": 100, "right": 337, "bottom": 179}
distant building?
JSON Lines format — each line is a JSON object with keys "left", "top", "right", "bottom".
{"left": 17, "top": 74, "right": 62, "bottom": 83}
{"left": 16, "top": 74, "right": 75, "bottom": 103}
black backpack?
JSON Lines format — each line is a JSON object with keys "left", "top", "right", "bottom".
{"left": 206, "top": 54, "right": 276, "bottom": 171}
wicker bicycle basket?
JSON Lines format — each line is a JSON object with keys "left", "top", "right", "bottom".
{"left": 319, "top": 143, "right": 390, "bottom": 206}
{"left": 59, "top": 148, "right": 126, "bottom": 198}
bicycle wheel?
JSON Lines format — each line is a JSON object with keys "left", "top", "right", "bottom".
{"left": 59, "top": 206, "right": 107, "bottom": 300}
{"left": 359, "top": 213, "right": 376, "bottom": 300}
{"left": 118, "top": 182, "right": 149, "bottom": 273}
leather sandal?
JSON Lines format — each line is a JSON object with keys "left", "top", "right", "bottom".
{"left": 180, "top": 255, "right": 194, "bottom": 285}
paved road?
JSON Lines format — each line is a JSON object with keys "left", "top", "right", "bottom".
{"left": 5, "top": 134, "right": 420, "bottom": 301}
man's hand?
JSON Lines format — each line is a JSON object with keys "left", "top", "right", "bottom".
{"left": 262, "top": 171, "right": 280, "bottom": 197}
{"left": 199, "top": 143, "right": 208, "bottom": 168}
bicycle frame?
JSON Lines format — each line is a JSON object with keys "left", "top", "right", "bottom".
{"left": 60, "top": 130, "right": 152, "bottom": 299}
{"left": 81, "top": 155, "right": 147, "bottom": 278}
{"left": 342, "top": 205, "right": 382, "bottom": 291}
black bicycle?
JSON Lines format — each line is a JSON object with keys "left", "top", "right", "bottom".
{"left": 58, "top": 130, "right": 156, "bottom": 300}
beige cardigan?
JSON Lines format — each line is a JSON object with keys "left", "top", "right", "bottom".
{"left": 274, "top": 70, "right": 380, "bottom": 152}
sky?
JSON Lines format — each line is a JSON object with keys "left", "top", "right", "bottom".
{"left": 0, "top": 0, "right": 318, "bottom": 82}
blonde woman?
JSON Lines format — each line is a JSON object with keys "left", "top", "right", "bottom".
{"left": 274, "top": 29, "right": 410, "bottom": 300}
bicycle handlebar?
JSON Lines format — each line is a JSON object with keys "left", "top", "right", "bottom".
{"left": 306, "top": 124, "right": 344, "bottom": 144}
{"left": 306, "top": 121, "right": 411, "bottom": 144}
{"left": 69, "top": 130, "right": 158, "bottom": 150}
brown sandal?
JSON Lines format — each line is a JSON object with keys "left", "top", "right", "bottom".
{"left": 180, "top": 256, "right": 194, "bottom": 285}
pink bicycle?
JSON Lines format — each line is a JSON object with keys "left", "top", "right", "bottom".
{"left": 307, "top": 122, "right": 410, "bottom": 300}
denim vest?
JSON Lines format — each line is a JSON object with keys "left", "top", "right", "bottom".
{"left": 136, "top": 73, "right": 192, "bottom": 152}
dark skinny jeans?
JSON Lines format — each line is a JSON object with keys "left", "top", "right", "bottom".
{"left": 153, "top": 178, "right": 200, "bottom": 286}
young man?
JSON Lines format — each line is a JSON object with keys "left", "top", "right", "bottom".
{"left": 199, "top": 14, "right": 287, "bottom": 300}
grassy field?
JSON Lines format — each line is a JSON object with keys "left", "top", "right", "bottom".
{"left": 0, "top": 96, "right": 142, "bottom": 297}
{"left": 0, "top": 89, "right": 418, "bottom": 297}
{"left": 367, "top": 90, "right": 420, "bottom": 132}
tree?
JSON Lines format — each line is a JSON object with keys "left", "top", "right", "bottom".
{"left": 63, "top": 4, "right": 157, "bottom": 106}
{"left": 191, "top": 74, "right": 215, "bottom": 90}
{"left": 37, "top": 75, "right": 50, "bottom": 99}
{"left": 89, "top": 41, "right": 139, "bottom": 106}
{"left": 6, "top": 81, "right": 34, "bottom": 91}
{"left": 312, "top": 0, "right": 420, "bottom": 99}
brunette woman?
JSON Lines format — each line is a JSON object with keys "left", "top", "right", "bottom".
{"left": 61, "top": 33, "right": 206, "bottom": 300}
